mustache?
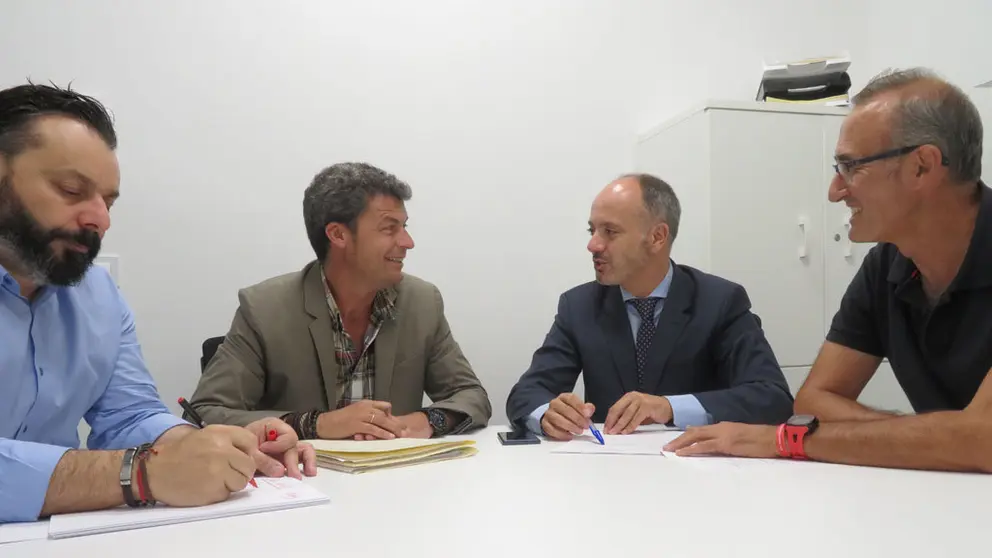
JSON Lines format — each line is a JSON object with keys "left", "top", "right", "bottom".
{"left": 48, "top": 227, "right": 101, "bottom": 253}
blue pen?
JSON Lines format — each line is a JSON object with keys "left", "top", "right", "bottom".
{"left": 588, "top": 422, "right": 605, "bottom": 445}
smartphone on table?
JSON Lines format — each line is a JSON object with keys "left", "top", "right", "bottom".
{"left": 497, "top": 429, "right": 540, "bottom": 445}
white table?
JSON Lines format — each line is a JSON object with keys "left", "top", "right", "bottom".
{"left": 5, "top": 426, "right": 989, "bottom": 557}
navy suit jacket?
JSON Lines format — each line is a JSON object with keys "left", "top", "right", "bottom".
{"left": 506, "top": 263, "right": 793, "bottom": 427}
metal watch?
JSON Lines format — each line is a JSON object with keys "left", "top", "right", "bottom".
{"left": 422, "top": 408, "right": 448, "bottom": 437}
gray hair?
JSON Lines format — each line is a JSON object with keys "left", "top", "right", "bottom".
{"left": 303, "top": 162, "right": 412, "bottom": 260}
{"left": 618, "top": 173, "right": 681, "bottom": 241}
{"left": 853, "top": 67, "right": 983, "bottom": 184}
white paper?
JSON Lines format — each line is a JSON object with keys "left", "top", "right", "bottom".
{"left": 549, "top": 426, "right": 682, "bottom": 456}
{"left": 49, "top": 477, "right": 329, "bottom": 539}
{"left": 0, "top": 520, "right": 49, "bottom": 545}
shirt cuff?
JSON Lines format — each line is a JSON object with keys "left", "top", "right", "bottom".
{"left": 667, "top": 395, "right": 712, "bottom": 429}
{"left": 445, "top": 412, "right": 473, "bottom": 436}
{"left": 130, "top": 414, "right": 191, "bottom": 448}
{"left": 525, "top": 403, "right": 550, "bottom": 436}
{"left": 0, "top": 440, "right": 72, "bottom": 523}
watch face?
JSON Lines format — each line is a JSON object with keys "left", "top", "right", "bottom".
{"left": 428, "top": 409, "right": 447, "bottom": 429}
{"left": 787, "top": 414, "right": 817, "bottom": 427}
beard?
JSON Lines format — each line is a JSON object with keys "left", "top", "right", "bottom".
{"left": 0, "top": 175, "right": 101, "bottom": 287}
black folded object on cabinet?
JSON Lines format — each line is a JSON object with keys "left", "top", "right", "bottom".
{"left": 756, "top": 71, "right": 851, "bottom": 102}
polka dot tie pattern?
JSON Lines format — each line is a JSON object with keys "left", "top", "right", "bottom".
{"left": 629, "top": 297, "right": 660, "bottom": 390}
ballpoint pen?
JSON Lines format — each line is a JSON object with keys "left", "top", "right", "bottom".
{"left": 588, "top": 422, "right": 605, "bottom": 445}
{"left": 178, "top": 397, "right": 258, "bottom": 487}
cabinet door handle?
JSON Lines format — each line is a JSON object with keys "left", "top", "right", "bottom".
{"left": 798, "top": 216, "right": 808, "bottom": 259}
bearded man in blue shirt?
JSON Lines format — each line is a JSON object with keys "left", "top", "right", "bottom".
{"left": 0, "top": 83, "right": 316, "bottom": 524}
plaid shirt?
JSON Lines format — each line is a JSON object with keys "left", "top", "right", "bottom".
{"left": 321, "top": 269, "right": 397, "bottom": 409}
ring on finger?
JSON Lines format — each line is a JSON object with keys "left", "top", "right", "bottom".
{"left": 369, "top": 411, "right": 376, "bottom": 424}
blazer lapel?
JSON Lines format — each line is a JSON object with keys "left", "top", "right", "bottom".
{"left": 373, "top": 317, "right": 399, "bottom": 401}
{"left": 303, "top": 263, "right": 342, "bottom": 409}
{"left": 641, "top": 267, "right": 692, "bottom": 394}
{"left": 600, "top": 287, "right": 638, "bottom": 393}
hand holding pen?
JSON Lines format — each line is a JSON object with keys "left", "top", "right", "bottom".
{"left": 540, "top": 393, "right": 602, "bottom": 443}
{"left": 179, "top": 397, "right": 317, "bottom": 480}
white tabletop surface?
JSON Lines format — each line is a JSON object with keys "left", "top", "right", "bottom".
{"left": 5, "top": 425, "right": 990, "bottom": 557}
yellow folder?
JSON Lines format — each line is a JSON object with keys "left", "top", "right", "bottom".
{"left": 307, "top": 438, "right": 478, "bottom": 474}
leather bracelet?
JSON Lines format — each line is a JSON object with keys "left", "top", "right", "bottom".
{"left": 305, "top": 410, "right": 320, "bottom": 439}
{"left": 280, "top": 412, "right": 301, "bottom": 438}
{"left": 135, "top": 443, "right": 156, "bottom": 506}
{"left": 120, "top": 447, "right": 140, "bottom": 508}
{"left": 282, "top": 410, "right": 321, "bottom": 440}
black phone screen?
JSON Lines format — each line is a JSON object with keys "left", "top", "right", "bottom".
{"left": 498, "top": 429, "right": 540, "bottom": 445}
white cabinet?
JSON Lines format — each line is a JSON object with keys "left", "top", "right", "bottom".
{"left": 634, "top": 100, "right": 858, "bottom": 369}
{"left": 973, "top": 89, "right": 992, "bottom": 177}
{"left": 634, "top": 98, "right": 992, "bottom": 415}
{"left": 634, "top": 101, "right": 914, "bottom": 414}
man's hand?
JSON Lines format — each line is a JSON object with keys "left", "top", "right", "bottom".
{"left": 604, "top": 392, "right": 672, "bottom": 435}
{"left": 316, "top": 400, "right": 408, "bottom": 440}
{"left": 663, "top": 423, "right": 779, "bottom": 458}
{"left": 395, "top": 412, "right": 433, "bottom": 439}
{"left": 541, "top": 393, "right": 594, "bottom": 441}
{"left": 244, "top": 418, "right": 318, "bottom": 479}
{"left": 146, "top": 425, "right": 258, "bottom": 507}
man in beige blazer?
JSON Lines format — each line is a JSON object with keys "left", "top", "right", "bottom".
{"left": 190, "top": 162, "right": 491, "bottom": 439}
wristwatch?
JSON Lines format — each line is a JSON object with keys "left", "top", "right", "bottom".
{"left": 778, "top": 414, "right": 819, "bottom": 459}
{"left": 421, "top": 408, "right": 449, "bottom": 438}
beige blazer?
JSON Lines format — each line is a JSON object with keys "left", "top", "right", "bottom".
{"left": 190, "top": 260, "right": 492, "bottom": 431}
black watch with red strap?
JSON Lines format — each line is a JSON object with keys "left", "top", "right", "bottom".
{"left": 777, "top": 414, "right": 819, "bottom": 459}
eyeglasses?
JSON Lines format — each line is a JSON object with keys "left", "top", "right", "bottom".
{"left": 833, "top": 145, "right": 949, "bottom": 183}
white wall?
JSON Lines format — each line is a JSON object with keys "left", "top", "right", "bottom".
{"left": 0, "top": 0, "right": 903, "bottom": 426}
{"left": 855, "top": 0, "right": 992, "bottom": 90}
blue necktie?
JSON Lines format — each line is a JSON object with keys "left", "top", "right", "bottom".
{"left": 629, "top": 297, "right": 659, "bottom": 390}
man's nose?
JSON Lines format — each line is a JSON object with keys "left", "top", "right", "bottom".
{"left": 79, "top": 196, "right": 110, "bottom": 235}
{"left": 828, "top": 175, "right": 849, "bottom": 204}
{"left": 399, "top": 228, "right": 414, "bottom": 250}
{"left": 587, "top": 235, "right": 602, "bottom": 253}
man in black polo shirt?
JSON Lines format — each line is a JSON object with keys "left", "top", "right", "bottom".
{"left": 664, "top": 67, "right": 992, "bottom": 473}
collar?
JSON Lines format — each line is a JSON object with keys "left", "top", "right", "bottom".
{"left": 0, "top": 260, "right": 37, "bottom": 298}
{"left": 887, "top": 181, "right": 992, "bottom": 291}
{"left": 319, "top": 267, "right": 397, "bottom": 331}
{"left": 621, "top": 260, "right": 674, "bottom": 302}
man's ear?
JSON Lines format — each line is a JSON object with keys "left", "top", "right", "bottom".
{"left": 651, "top": 222, "right": 670, "bottom": 252}
{"left": 325, "top": 222, "right": 350, "bottom": 249}
{"left": 912, "top": 144, "right": 946, "bottom": 183}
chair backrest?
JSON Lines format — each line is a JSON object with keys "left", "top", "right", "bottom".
{"left": 200, "top": 336, "right": 226, "bottom": 373}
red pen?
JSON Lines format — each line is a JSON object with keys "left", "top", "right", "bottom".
{"left": 248, "top": 427, "right": 277, "bottom": 487}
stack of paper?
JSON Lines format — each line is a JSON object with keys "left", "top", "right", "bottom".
{"left": 48, "top": 477, "right": 329, "bottom": 539}
{"left": 309, "top": 438, "right": 478, "bottom": 473}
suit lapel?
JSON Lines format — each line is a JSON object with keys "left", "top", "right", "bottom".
{"left": 373, "top": 316, "right": 399, "bottom": 401}
{"left": 600, "top": 287, "right": 638, "bottom": 393}
{"left": 303, "top": 263, "right": 342, "bottom": 409}
{"left": 641, "top": 267, "right": 692, "bottom": 394}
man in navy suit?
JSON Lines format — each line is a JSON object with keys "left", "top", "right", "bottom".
{"left": 506, "top": 173, "right": 793, "bottom": 440}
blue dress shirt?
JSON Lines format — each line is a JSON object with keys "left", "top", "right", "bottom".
{"left": 526, "top": 263, "right": 712, "bottom": 434}
{"left": 0, "top": 263, "right": 188, "bottom": 523}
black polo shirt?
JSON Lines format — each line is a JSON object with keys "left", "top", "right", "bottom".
{"left": 826, "top": 181, "right": 992, "bottom": 412}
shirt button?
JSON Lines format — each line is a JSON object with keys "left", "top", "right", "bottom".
{"left": 20, "top": 425, "right": 28, "bottom": 434}
{"left": 39, "top": 367, "right": 45, "bottom": 377}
